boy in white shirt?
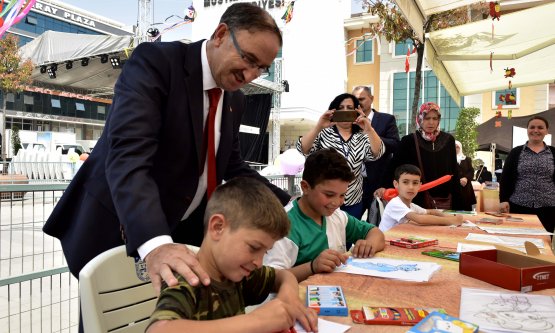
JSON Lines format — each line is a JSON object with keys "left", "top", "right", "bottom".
{"left": 379, "top": 164, "right": 463, "bottom": 232}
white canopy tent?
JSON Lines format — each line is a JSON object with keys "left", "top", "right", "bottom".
{"left": 426, "top": 1, "right": 555, "bottom": 102}
{"left": 18, "top": 31, "right": 283, "bottom": 99}
{"left": 394, "top": 0, "right": 555, "bottom": 102}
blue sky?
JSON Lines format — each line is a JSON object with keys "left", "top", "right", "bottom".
{"left": 60, "top": 0, "right": 363, "bottom": 41}
{"left": 61, "top": 0, "right": 193, "bottom": 41}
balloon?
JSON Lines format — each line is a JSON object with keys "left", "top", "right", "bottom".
{"left": 279, "top": 149, "right": 305, "bottom": 175}
{"left": 383, "top": 175, "right": 452, "bottom": 201}
{"left": 79, "top": 153, "right": 89, "bottom": 161}
{"left": 67, "top": 152, "right": 80, "bottom": 163}
{"left": 0, "top": 0, "right": 36, "bottom": 38}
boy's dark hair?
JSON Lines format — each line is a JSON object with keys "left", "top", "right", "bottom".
{"left": 204, "top": 177, "right": 289, "bottom": 239}
{"left": 217, "top": 3, "right": 282, "bottom": 46}
{"left": 394, "top": 164, "right": 421, "bottom": 181}
{"left": 527, "top": 115, "right": 549, "bottom": 129}
{"left": 302, "top": 149, "right": 354, "bottom": 187}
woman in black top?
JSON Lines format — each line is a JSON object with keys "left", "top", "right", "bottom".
{"left": 380, "top": 102, "right": 461, "bottom": 209}
{"left": 499, "top": 116, "right": 555, "bottom": 233}
{"left": 455, "top": 140, "right": 477, "bottom": 211}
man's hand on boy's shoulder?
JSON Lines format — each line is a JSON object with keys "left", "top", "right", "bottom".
{"left": 145, "top": 243, "right": 210, "bottom": 293}
{"left": 312, "top": 249, "right": 348, "bottom": 274}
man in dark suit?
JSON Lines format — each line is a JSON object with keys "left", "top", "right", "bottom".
{"left": 352, "top": 86, "right": 400, "bottom": 220}
{"left": 43, "top": 3, "right": 289, "bottom": 292}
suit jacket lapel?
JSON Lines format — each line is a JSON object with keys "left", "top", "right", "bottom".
{"left": 219, "top": 92, "right": 233, "bottom": 170}
{"left": 182, "top": 40, "right": 206, "bottom": 169}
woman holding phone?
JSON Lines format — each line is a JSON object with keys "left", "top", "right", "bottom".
{"left": 297, "top": 93, "right": 384, "bottom": 218}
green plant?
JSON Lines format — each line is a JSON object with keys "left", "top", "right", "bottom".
{"left": 455, "top": 107, "right": 480, "bottom": 158}
{"left": 0, "top": 34, "right": 34, "bottom": 160}
{"left": 11, "top": 125, "right": 22, "bottom": 156}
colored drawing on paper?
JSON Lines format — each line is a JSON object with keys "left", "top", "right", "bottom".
{"left": 335, "top": 258, "right": 441, "bottom": 282}
{"left": 348, "top": 259, "right": 419, "bottom": 272}
{"left": 460, "top": 288, "right": 555, "bottom": 332}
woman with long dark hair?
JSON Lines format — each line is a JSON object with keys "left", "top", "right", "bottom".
{"left": 297, "top": 93, "right": 384, "bottom": 219}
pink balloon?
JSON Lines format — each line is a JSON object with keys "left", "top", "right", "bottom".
{"left": 0, "top": 0, "right": 35, "bottom": 38}
{"left": 12, "top": 0, "right": 36, "bottom": 25}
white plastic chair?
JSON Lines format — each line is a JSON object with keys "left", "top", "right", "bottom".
{"left": 80, "top": 245, "right": 156, "bottom": 333}
{"left": 79, "top": 244, "right": 200, "bottom": 333}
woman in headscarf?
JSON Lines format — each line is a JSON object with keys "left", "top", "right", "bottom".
{"left": 455, "top": 140, "right": 477, "bottom": 211}
{"left": 297, "top": 93, "right": 385, "bottom": 219}
{"left": 377, "top": 102, "right": 461, "bottom": 209}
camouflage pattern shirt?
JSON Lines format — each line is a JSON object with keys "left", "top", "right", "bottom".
{"left": 148, "top": 266, "right": 276, "bottom": 328}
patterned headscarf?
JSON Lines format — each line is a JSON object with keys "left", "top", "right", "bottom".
{"left": 416, "top": 102, "right": 441, "bottom": 142}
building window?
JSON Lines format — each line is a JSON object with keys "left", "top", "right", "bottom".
{"left": 6, "top": 93, "right": 15, "bottom": 103}
{"left": 492, "top": 88, "right": 519, "bottom": 109}
{"left": 76, "top": 102, "right": 85, "bottom": 111}
{"left": 394, "top": 38, "right": 414, "bottom": 57}
{"left": 264, "top": 47, "right": 282, "bottom": 83}
{"left": 23, "top": 95, "right": 34, "bottom": 105}
{"left": 355, "top": 38, "right": 373, "bottom": 63}
{"left": 392, "top": 70, "right": 463, "bottom": 136}
{"left": 51, "top": 99, "right": 61, "bottom": 108}
{"left": 97, "top": 105, "right": 106, "bottom": 114}
{"left": 26, "top": 15, "right": 37, "bottom": 25}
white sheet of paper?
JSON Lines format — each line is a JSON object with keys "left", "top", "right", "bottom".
{"left": 294, "top": 318, "right": 350, "bottom": 333}
{"left": 478, "top": 226, "right": 553, "bottom": 236}
{"left": 457, "top": 242, "right": 496, "bottom": 252}
{"left": 462, "top": 220, "right": 479, "bottom": 228}
{"left": 459, "top": 287, "right": 555, "bottom": 333}
{"left": 335, "top": 257, "right": 441, "bottom": 282}
{"left": 465, "top": 233, "right": 545, "bottom": 249}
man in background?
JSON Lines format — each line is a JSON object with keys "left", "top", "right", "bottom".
{"left": 352, "top": 86, "right": 400, "bottom": 221}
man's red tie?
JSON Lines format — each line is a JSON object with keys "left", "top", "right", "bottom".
{"left": 206, "top": 88, "right": 222, "bottom": 199}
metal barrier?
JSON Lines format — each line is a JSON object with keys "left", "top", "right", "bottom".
{"left": 0, "top": 175, "right": 300, "bottom": 333}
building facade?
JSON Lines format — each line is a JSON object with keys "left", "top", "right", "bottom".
{"left": 1, "top": 0, "right": 132, "bottom": 146}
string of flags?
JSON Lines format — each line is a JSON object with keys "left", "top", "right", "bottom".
{"left": 147, "top": 4, "right": 196, "bottom": 41}
{"left": 489, "top": 1, "right": 517, "bottom": 128}
{"left": 281, "top": 0, "right": 295, "bottom": 24}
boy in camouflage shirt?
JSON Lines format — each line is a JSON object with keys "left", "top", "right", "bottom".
{"left": 147, "top": 178, "right": 318, "bottom": 333}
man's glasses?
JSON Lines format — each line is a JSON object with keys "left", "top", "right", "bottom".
{"left": 229, "top": 29, "right": 271, "bottom": 76}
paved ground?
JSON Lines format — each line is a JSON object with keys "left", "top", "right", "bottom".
{"left": 0, "top": 192, "right": 78, "bottom": 333}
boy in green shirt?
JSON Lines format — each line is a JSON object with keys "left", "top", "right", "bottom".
{"left": 147, "top": 178, "right": 318, "bottom": 333}
{"left": 264, "top": 148, "right": 385, "bottom": 281}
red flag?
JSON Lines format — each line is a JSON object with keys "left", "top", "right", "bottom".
{"left": 405, "top": 47, "right": 410, "bottom": 73}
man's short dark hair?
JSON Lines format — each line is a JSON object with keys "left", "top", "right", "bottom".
{"left": 302, "top": 148, "right": 354, "bottom": 187}
{"left": 394, "top": 164, "right": 421, "bottom": 181}
{"left": 219, "top": 3, "right": 282, "bottom": 46}
{"left": 353, "top": 85, "right": 372, "bottom": 96}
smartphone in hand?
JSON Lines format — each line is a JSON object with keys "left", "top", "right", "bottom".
{"left": 331, "top": 110, "right": 358, "bottom": 123}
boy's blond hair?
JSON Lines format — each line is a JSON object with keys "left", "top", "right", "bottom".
{"left": 204, "top": 177, "right": 290, "bottom": 239}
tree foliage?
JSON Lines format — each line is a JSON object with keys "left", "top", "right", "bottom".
{"left": 1, "top": 34, "right": 34, "bottom": 159}
{"left": 455, "top": 107, "right": 480, "bottom": 159}
{"left": 11, "top": 125, "right": 22, "bottom": 156}
{"left": 0, "top": 34, "right": 33, "bottom": 93}
{"left": 360, "top": 0, "right": 488, "bottom": 132}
